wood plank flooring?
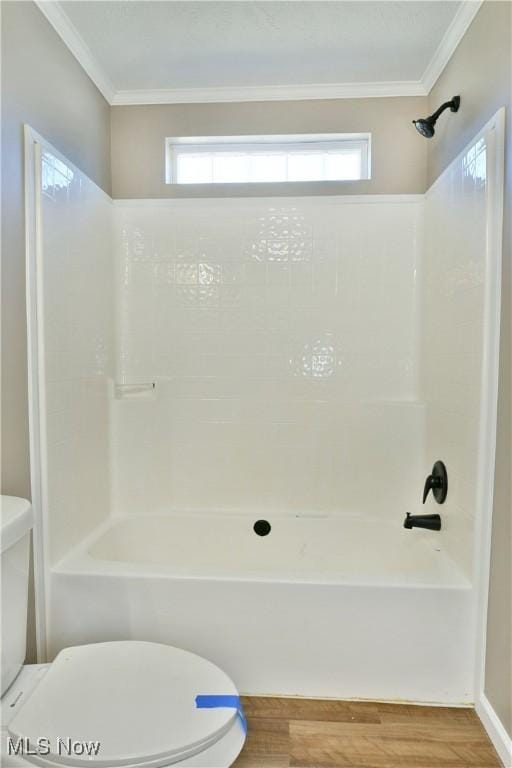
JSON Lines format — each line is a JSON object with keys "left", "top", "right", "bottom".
{"left": 233, "top": 697, "right": 502, "bottom": 768}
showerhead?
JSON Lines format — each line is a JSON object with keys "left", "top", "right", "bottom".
{"left": 413, "top": 95, "right": 460, "bottom": 139}
{"left": 413, "top": 118, "right": 436, "bottom": 138}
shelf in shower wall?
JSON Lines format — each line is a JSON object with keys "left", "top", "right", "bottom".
{"left": 359, "top": 399, "right": 426, "bottom": 407}
{"left": 114, "top": 382, "right": 157, "bottom": 400}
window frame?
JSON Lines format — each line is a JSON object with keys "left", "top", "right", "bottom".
{"left": 165, "top": 133, "right": 371, "bottom": 185}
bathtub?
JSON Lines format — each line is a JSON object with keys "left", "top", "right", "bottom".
{"left": 50, "top": 513, "right": 475, "bottom": 704}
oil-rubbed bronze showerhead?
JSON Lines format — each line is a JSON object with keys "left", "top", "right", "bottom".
{"left": 413, "top": 117, "right": 436, "bottom": 138}
{"left": 413, "top": 95, "right": 460, "bottom": 139}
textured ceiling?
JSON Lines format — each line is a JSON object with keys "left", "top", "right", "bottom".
{"left": 59, "top": 1, "right": 461, "bottom": 90}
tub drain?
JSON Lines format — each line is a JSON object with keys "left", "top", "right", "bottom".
{"left": 253, "top": 520, "right": 271, "bottom": 537}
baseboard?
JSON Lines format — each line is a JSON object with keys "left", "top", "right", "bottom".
{"left": 476, "top": 693, "right": 512, "bottom": 768}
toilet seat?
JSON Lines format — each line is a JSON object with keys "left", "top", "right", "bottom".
{"left": 7, "top": 642, "right": 244, "bottom": 768}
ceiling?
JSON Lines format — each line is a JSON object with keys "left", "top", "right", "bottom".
{"left": 38, "top": 1, "right": 481, "bottom": 104}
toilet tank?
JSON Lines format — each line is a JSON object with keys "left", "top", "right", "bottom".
{"left": 1, "top": 496, "right": 33, "bottom": 695}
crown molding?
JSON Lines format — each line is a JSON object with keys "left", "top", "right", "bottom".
{"left": 421, "top": 0, "right": 483, "bottom": 93}
{"left": 34, "top": 0, "right": 115, "bottom": 103}
{"left": 36, "top": 0, "right": 483, "bottom": 107}
{"left": 112, "top": 80, "right": 427, "bottom": 106}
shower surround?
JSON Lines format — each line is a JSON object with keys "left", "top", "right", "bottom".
{"left": 34, "top": 120, "right": 499, "bottom": 703}
{"left": 112, "top": 197, "right": 424, "bottom": 520}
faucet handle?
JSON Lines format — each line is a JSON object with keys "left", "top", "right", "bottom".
{"left": 422, "top": 461, "right": 448, "bottom": 504}
{"left": 423, "top": 474, "right": 436, "bottom": 503}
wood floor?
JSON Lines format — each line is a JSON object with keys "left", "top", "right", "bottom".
{"left": 233, "top": 697, "right": 502, "bottom": 768}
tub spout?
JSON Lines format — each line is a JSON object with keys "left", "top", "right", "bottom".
{"left": 404, "top": 513, "right": 441, "bottom": 531}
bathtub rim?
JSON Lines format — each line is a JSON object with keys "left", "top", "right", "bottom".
{"left": 51, "top": 512, "right": 472, "bottom": 590}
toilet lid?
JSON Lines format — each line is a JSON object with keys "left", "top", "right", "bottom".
{"left": 8, "top": 641, "right": 240, "bottom": 768}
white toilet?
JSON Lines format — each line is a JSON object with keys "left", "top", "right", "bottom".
{"left": 1, "top": 497, "right": 246, "bottom": 768}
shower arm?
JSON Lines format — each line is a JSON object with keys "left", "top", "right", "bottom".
{"left": 427, "top": 97, "right": 460, "bottom": 123}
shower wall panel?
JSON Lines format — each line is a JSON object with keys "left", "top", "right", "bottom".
{"left": 112, "top": 197, "right": 424, "bottom": 518}
{"left": 40, "top": 150, "right": 114, "bottom": 563}
{"left": 421, "top": 136, "right": 489, "bottom": 577}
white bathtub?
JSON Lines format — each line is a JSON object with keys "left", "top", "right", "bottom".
{"left": 50, "top": 514, "right": 475, "bottom": 704}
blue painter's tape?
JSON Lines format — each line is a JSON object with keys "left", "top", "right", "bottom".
{"left": 195, "top": 695, "right": 248, "bottom": 734}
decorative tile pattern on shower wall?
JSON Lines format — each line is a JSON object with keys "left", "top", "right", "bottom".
{"left": 421, "top": 137, "right": 488, "bottom": 577}
{"left": 41, "top": 151, "right": 114, "bottom": 564}
{"left": 112, "top": 198, "right": 424, "bottom": 516}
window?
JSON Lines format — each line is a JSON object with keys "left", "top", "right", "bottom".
{"left": 166, "top": 134, "right": 371, "bottom": 185}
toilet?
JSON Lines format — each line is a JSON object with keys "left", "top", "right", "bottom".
{"left": 1, "top": 497, "right": 246, "bottom": 767}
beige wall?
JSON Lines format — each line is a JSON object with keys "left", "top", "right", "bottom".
{"left": 111, "top": 97, "right": 428, "bottom": 198}
{"left": 428, "top": 0, "right": 511, "bottom": 738}
{"left": 1, "top": 0, "right": 111, "bottom": 499}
